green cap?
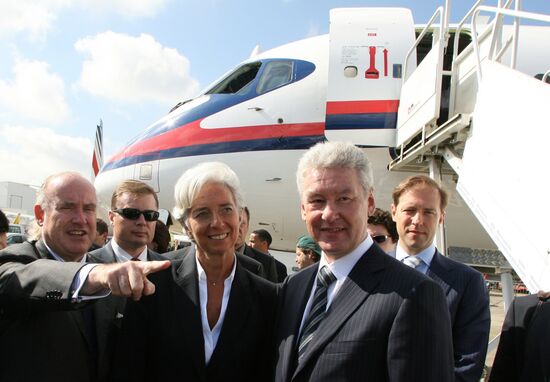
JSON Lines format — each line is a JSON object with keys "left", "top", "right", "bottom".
{"left": 296, "top": 235, "right": 322, "bottom": 257}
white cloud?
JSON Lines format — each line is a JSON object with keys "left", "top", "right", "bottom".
{"left": 0, "top": 58, "right": 70, "bottom": 125}
{"left": 0, "top": 0, "right": 68, "bottom": 40}
{"left": 75, "top": 31, "right": 200, "bottom": 105}
{"left": 0, "top": 0, "right": 169, "bottom": 39}
{"left": 0, "top": 125, "right": 92, "bottom": 186}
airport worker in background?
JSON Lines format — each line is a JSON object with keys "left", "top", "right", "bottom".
{"left": 274, "top": 141, "right": 454, "bottom": 382}
{"left": 0, "top": 171, "right": 170, "bottom": 382}
{"left": 294, "top": 234, "right": 321, "bottom": 270}
{"left": 390, "top": 174, "right": 490, "bottom": 382}
{"left": 148, "top": 219, "right": 172, "bottom": 253}
{"left": 250, "top": 228, "right": 288, "bottom": 282}
{"left": 113, "top": 161, "right": 278, "bottom": 382}
{"left": 489, "top": 290, "right": 550, "bottom": 382}
{"left": 236, "top": 206, "right": 278, "bottom": 282}
{"left": 0, "top": 209, "right": 9, "bottom": 249}
{"left": 367, "top": 207, "right": 398, "bottom": 254}
{"left": 89, "top": 179, "right": 166, "bottom": 263}
{"left": 90, "top": 217, "right": 109, "bottom": 251}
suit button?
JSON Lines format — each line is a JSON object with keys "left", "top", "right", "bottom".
{"left": 45, "top": 290, "right": 63, "bottom": 300}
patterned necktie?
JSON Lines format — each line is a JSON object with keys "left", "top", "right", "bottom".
{"left": 403, "top": 255, "right": 421, "bottom": 269}
{"left": 297, "top": 266, "right": 336, "bottom": 361}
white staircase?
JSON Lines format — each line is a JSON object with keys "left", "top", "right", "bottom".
{"left": 391, "top": 2, "right": 550, "bottom": 293}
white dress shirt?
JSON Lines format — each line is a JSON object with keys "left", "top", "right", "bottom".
{"left": 196, "top": 253, "right": 236, "bottom": 365}
{"left": 395, "top": 242, "right": 436, "bottom": 275}
{"left": 110, "top": 239, "right": 148, "bottom": 262}
{"left": 299, "top": 235, "right": 374, "bottom": 335}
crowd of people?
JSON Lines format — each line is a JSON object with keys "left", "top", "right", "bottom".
{"left": 0, "top": 140, "right": 546, "bottom": 382}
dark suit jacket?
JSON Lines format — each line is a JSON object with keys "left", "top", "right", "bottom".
{"left": 164, "top": 245, "right": 266, "bottom": 279}
{"left": 274, "top": 244, "right": 454, "bottom": 382}
{"left": 113, "top": 250, "right": 278, "bottom": 382}
{"left": 0, "top": 240, "right": 97, "bottom": 382}
{"left": 273, "top": 256, "right": 288, "bottom": 283}
{"left": 426, "top": 250, "right": 491, "bottom": 382}
{"left": 489, "top": 294, "right": 550, "bottom": 382}
{"left": 242, "top": 244, "right": 279, "bottom": 283}
{"left": 87, "top": 241, "right": 166, "bottom": 380}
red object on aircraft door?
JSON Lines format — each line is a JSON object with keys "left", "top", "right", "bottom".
{"left": 365, "top": 46, "right": 379, "bottom": 79}
{"left": 383, "top": 48, "right": 388, "bottom": 77}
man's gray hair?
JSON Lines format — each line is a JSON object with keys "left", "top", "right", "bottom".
{"left": 36, "top": 171, "right": 95, "bottom": 209}
{"left": 296, "top": 141, "right": 374, "bottom": 195}
{"left": 173, "top": 161, "right": 244, "bottom": 228}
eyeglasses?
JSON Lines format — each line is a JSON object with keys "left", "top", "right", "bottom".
{"left": 372, "top": 235, "right": 390, "bottom": 244}
{"left": 113, "top": 208, "right": 159, "bottom": 222}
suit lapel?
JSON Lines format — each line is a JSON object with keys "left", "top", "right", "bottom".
{"left": 173, "top": 247, "right": 207, "bottom": 379}
{"left": 208, "top": 261, "right": 251, "bottom": 370}
{"left": 293, "top": 246, "right": 386, "bottom": 378}
{"left": 427, "top": 251, "right": 454, "bottom": 296}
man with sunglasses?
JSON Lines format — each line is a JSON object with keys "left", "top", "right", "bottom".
{"left": 367, "top": 208, "right": 398, "bottom": 254}
{"left": 390, "top": 175, "right": 490, "bottom": 382}
{"left": 90, "top": 179, "right": 166, "bottom": 263}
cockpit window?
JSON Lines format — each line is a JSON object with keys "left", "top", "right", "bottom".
{"left": 256, "top": 61, "right": 294, "bottom": 94}
{"left": 206, "top": 62, "right": 262, "bottom": 95}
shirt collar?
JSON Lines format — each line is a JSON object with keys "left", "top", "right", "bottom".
{"left": 195, "top": 248, "right": 237, "bottom": 287}
{"left": 111, "top": 238, "right": 148, "bottom": 262}
{"left": 395, "top": 241, "right": 436, "bottom": 266}
{"left": 42, "top": 240, "right": 87, "bottom": 263}
{"left": 319, "top": 234, "right": 373, "bottom": 281}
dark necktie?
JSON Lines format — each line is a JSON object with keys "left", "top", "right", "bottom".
{"left": 297, "top": 265, "right": 336, "bottom": 361}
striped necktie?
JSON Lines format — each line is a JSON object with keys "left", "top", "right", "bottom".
{"left": 297, "top": 265, "right": 336, "bottom": 361}
{"left": 403, "top": 255, "right": 421, "bottom": 269}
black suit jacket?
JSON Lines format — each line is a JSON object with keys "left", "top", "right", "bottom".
{"left": 489, "top": 294, "right": 550, "bottom": 381}
{"left": 274, "top": 244, "right": 454, "bottom": 382}
{"left": 0, "top": 240, "right": 97, "bottom": 382}
{"left": 273, "top": 256, "right": 288, "bottom": 283}
{"left": 164, "top": 245, "right": 266, "bottom": 279}
{"left": 87, "top": 242, "right": 166, "bottom": 380}
{"left": 242, "top": 244, "right": 279, "bottom": 283}
{"left": 426, "top": 250, "right": 490, "bottom": 382}
{"left": 113, "top": 250, "right": 278, "bottom": 382}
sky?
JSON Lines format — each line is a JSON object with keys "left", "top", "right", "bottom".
{"left": 1, "top": 0, "right": 549, "bottom": 187}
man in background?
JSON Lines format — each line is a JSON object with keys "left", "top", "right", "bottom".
{"left": 249, "top": 228, "right": 287, "bottom": 282}
{"left": 90, "top": 218, "right": 109, "bottom": 251}
{"left": 391, "top": 175, "right": 490, "bottom": 382}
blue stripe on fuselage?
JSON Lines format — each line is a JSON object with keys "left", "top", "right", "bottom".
{"left": 325, "top": 113, "right": 397, "bottom": 130}
{"left": 102, "top": 135, "right": 326, "bottom": 171}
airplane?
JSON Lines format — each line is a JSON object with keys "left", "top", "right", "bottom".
{"left": 94, "top": 4, "right": 550, "bottom": 261}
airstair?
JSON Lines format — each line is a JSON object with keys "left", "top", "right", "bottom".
{"left": 391, "top": 0, "right": 550, "bottom": 298}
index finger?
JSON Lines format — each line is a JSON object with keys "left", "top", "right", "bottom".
{"left": 138, "top": 260, "right": 171, "bottom": 276}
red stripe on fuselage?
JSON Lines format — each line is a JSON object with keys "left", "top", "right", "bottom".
{"left": 326, "top": 100, "right": 399, "bottom": 115}
{"left": 107, "top": 119, "right": 325, "bottom": 164}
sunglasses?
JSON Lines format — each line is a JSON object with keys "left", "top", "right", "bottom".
{"left": 372, "top": 235, "right": 390, "bottom": 244}
{"left": 113, "top": 208, "right": 159, "bottom": 222}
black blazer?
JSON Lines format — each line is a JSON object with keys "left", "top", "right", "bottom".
{"left": 112, "top": 250, "right": 278, "bottom": 382}
{"left": 0, "top": 240, "right": 97, "bottom": 382}
{"left": 274, "top": 244, "right": 454, "bottom": 382}
{"left": 489, "top": 293, "right": 550, "bottom": 381}
{"left": 243, "top": 244, "right": 279, "bottom": 283}
{"left": 164, "top": 245, "right": 267, "bottom": 279}
{"left": 427, "top": 250, "right": 490, "bottom": 382}
{"left": 87, "top": 242, "right": 166, "bottom": 381}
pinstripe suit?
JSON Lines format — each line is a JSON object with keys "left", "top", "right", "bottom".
{"left": 390, "top": 248, "right": 491, "bottom": 382}
{"left": 274, "top": 244, "right": 454, "bottom": 382}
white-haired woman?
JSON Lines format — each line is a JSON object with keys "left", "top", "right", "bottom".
{"left": 113, "top": 162, "right": 277, "bottom": 382}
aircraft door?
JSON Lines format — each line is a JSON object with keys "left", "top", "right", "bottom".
{"left": 132, "top": 160, "right": 160, "bottom": 193}
{"left": 325, "top": 8, "right": 415, "bottom": 147}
